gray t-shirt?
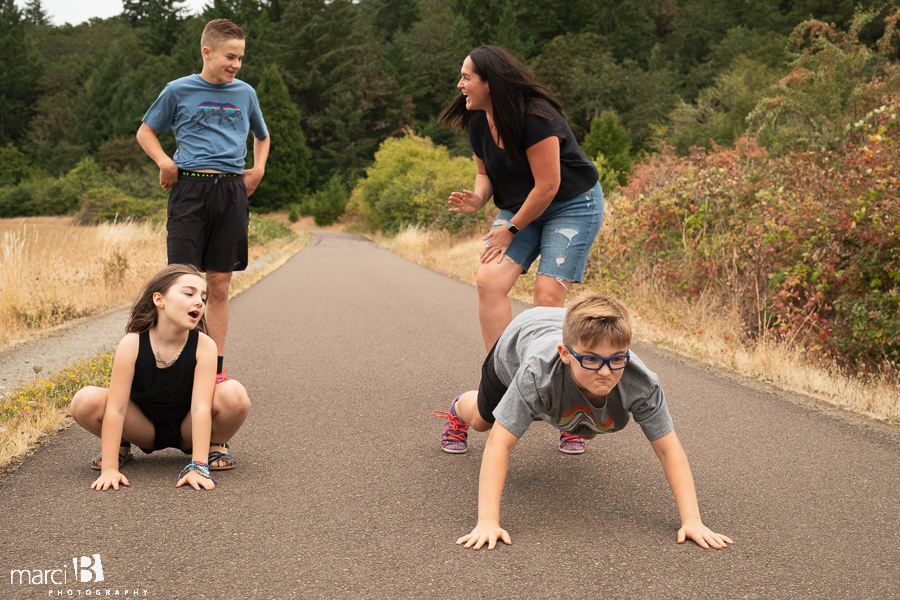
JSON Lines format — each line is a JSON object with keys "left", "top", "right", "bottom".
{"left": 492, "top": 307, "right": 673, "bottom": 441}
{"left": 143, "top": 74, "right": 268, "bottom": 174}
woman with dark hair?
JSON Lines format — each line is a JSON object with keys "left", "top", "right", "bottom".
{"left": 438, "top": 46, "right": 603, "bottom": 454}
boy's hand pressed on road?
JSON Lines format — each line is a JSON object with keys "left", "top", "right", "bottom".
{"left": 457, "top": 519, "right": 512, "bottom": 550}
{"left": 678, "top": 517, "right": 733, "bottom": 549}
{"left": 90, "top": 471, "right": 130, "bottom": 491}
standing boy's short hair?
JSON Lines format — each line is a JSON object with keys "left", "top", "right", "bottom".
{"left": 200, "top": 18, "right": 244, "bottom": 52}
{"left": 563, "top": 292, "right": 632, "bottom": 349}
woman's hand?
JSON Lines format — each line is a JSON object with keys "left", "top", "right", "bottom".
{"left": 448, "top": 189, "right": 485, "bottom": 214}
{"left": 480, "top": 222, "right": 515, "bottom": 264}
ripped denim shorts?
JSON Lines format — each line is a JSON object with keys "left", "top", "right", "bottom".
{"left": 493, "top": 180, "right": 603, "bottom": 283}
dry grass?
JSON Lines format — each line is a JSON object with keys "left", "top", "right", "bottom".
{"left": 375, "top": 224, "right": 900, "bottom": 424}
{"left": 0, "top": 215, "right": 308, "bottom": 353}
{"left": 0, "top": 217, "right": 168, "bottom": 351}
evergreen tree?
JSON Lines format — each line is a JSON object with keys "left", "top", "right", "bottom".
{"left": 0, "top": 0, "right": 40, "bottom": 144}
{"left": 372, "top": 0, "right": 419, "bottom": 39}
{"left": 489, "top": 0, "right": 533, "bottom": 58}
{"left": 252, "top": 64, "right": 310, "bottom": 211}
{"left": 0, "top": 143, "right": 30, "bottom": 186}
{"left": 273, "top": 0, "right": 401, "bottom": 186}
{"left": 582, "top": 111, "right": 632, "bottom": 187}
{"left": 24, "top": 0, "right": 49, "bottom": 25}
{"left": 123, "top": 0, "right": 188, "bottom": 55}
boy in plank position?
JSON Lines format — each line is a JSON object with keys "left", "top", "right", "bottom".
{"left": 137, "top": 18, "right": 269, "bottom": 394}
{"left": 434, "top": 292, "right": 733, "bottom": 550}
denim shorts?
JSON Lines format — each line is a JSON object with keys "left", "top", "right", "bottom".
{"left": 494, "top": 180, "right": 603, "bottom": 283}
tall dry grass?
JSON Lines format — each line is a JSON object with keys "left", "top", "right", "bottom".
{"left": 0, "top": 215, "right": 303, "bottom": 352}
{"left": 0, "top": 217, "right": 168, "bottom": 350}
{"left": 377, "top": 224, "right": 900, "bottom": 423}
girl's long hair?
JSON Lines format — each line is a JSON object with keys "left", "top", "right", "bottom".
{"left": 438, "top": 45, "right": 566, "bottom": 162}
{"left": 126, "top": 264, "right": 210, "bottom": 335}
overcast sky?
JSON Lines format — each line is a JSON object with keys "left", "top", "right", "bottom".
{"left": 16, "top": 0, "right": 211, "bottom": 27}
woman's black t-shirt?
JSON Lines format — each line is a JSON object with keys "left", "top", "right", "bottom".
{"left": 467, "top": 101, "right": 599, "bottom": 212}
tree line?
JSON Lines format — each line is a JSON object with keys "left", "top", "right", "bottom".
{"left": 0, "top": 0, "right": 896, "bottom": 213}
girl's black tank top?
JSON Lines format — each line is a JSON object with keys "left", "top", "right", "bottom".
{"left": 130, "top": 328, "right": 199, "bottom": 424}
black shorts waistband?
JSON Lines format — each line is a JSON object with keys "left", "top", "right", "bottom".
{"left": 178, "top": 170, "right": 242, "bottom": 179}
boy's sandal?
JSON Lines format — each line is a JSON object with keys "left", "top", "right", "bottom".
{"left": 90, "top": 441, "right": 133, "bottom": 471}
{"left": 208, "top": 442, "right": 236, "bottom": 471}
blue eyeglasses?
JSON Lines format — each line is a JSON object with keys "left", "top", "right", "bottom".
{"left": 564, "top": 346, "right": 630, "bottom": 371}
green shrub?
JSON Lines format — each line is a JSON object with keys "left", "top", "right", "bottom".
{"left": 288, "top": 204, "right": 300, "bottom": 223}
{"left": 247, "top": 213, "right": 293, "bottom": 245}
{"left": 597, "top": 103, "right": 900, "bottom": 368}
{"left": 73, "top": 187, "right": 166, "bottom": 225}
{"left": 349, "top": 132, "right": 481, "bottom": 233}
{"left": 97, "top": 137, "right": 152, "bottom": 173}
{"left": 0, "top": 176, "right": 83, "bottom": 218}
{"left": 0, "top": 144, "right": 31, "bottom": 187}
{"left": 312, "top": 175, "right": 348, "bottom": 226}
{"left": 748, "top": 11, "right": 900, "bottom": 155}
{"left": 582, "top": 112, "right": 632, "bottom": 188}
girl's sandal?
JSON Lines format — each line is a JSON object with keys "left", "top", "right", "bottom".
{"left": 208, "top": 442, "right": 236, "bottom": 471}
{"left": 90, "top": 441, "right": 133, "bottom": 471}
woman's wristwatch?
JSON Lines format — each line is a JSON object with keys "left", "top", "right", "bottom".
{"left": 506, "top": 221, "right": 520, "bottom": 235}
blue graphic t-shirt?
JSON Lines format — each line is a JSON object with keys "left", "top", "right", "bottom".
{"left": 143, "top": 74, "right": 268, "bottom": 174}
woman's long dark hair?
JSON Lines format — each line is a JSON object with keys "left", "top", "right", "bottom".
{"left": 438, "top": 45, "right": 566, "bottom": 162}
{"left": 126, "top": 264, "right": 209, "bottom": 335}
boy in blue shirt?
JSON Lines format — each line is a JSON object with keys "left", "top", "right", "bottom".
{"left": 434, "top": 292, "right": 734, "bottom": 550}
{"left": 137, "top": 18, "right": 269, "bottom": 401}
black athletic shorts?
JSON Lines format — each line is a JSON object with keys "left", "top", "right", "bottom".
{"left": 477, "top": 342, "right": 510, "bottom": 424}
{"left": 167, "top": 170, "right": 249, "bottom": 273}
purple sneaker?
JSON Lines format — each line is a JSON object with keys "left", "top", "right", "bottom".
{"left": 431, "top": 395, "right": 469, "bottom": 454}
{"left": 559, "top": 431, "right": 586, "bottom": 454}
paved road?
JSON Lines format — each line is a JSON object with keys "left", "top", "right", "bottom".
{"left": 1, "top": 232, "right": 898, "bottom": 599}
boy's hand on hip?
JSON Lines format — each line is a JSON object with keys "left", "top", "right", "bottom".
{"left": 457, "top": 519, "right": 511, "bottom": 550}
{"left": 677, "top": 517, "right": 733, "bottom": 549}
{"left": 159, "top": 160, "right": 178, "bottom": 190}
{"left": 242, "top": 167, "right": 264, "bottom": 196}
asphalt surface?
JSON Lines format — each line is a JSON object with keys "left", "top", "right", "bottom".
{"left": 1, "top": 231, "right": 898, "bottom": 599}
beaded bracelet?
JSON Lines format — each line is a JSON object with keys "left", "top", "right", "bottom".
{"left": 178, "top": 461, "right": 218, "bottom": 484}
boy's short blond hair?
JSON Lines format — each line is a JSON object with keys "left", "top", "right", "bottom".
{"left": 201, "top": 18, "right": 244, "bottom": 52}
{"left": 562, "top": 292, "right": 632, "bottom": 349}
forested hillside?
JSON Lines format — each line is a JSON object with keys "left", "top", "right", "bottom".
{"left": 1, "top": 0, "right": 895, "bottom": 203}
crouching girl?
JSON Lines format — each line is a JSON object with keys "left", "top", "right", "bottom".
{"left": 70, "top": 264, "right": 250, "bottom": 491}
